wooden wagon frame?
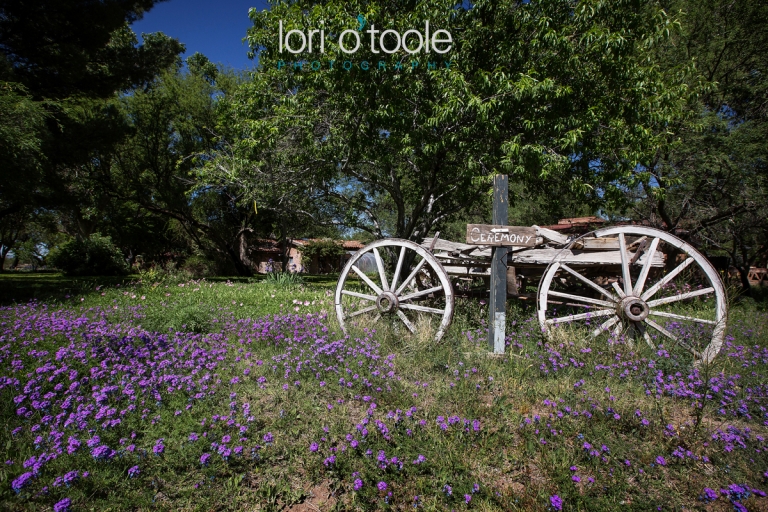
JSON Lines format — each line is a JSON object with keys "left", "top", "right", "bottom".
{"left": 334, "top": 224, "right": 727, "bottom": 365}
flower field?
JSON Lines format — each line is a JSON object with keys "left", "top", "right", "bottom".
{"left": 1, "top": 276, "right": 767, "bottom": 511}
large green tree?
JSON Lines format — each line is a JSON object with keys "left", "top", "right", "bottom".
{"left": 627, "top": 0, "right": 768, "bottom": 292}
{"left": 0, "top": 0, "right": 183, "bottom": 230}
{"left": 240, "top": 0, "right": 689, "bottom": 242}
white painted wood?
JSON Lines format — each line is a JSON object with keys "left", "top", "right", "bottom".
{"left": 646, "top": 287, "right": 714, "bottom": 308}
{"left": 509, "top": 248, "right": 663, "bottom": 266}
{"left": 591, "top": 315, "right": 620, "bottom": 338}
{"left": 619, "top": 233, "right": 632, "bottom": 295}
{"left": 533, "top": 225, "right": 569, "bottom": 244}
{"left": 400, "top": 286, "right": 444, "bottom": 302}
{"left": 396, "top": 310, "right": 416, "bottom": 333}
{"left": 391, "top": 246, "right": 407, "bottom": 291}
{"left": 373, "top": 247, "right": 389, "bottom": 291}
{"left": 547, "top": 290, "right": 616, "bottom": 308}
{"left": 633, "top": 237, "right": 660, "bottom": 295}
{"left": 539, "top": 225, "right": 728, "bottom": 365}
{"left": 394, "top": 258, "right": 428, "bottom": 295}
{"left": 644, "top": 317, "right": 677, "bottom": 341}
{"left": 647, "top": 310, "right": 716, "bottom": 325}
{"left": 546, "top": 309, "right": 615, "bottom": 324}
{"left": 350, "top": 265, "right": 383, "bottom": 295}
{"left": 346, "top": 305, "right": 378, "bottom": 319}
{"left": 640, "top": 257, "right": 695, "bottom": 300}
{"left": 335, "top": 239, "right": 454, "bottom": 342}
{"left": 559, "top": 263, "right": 615, "bottom": 300}
{"left": 341, "top": 290, "right": 376, "bottom": 301}
{"left": 400, "top": 303, "right": 445, "bottom": 314}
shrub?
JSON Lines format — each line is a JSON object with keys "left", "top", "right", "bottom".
{"left": 48, "top": 234, "right": 128, "bottom": 276}
{"left": 182, "top": 255, "right": 217, "bottom": 278}
{"left": 263, "top": 271, "right": 305, "bottom": 288}
{"left": 142, "top": 303, "right": 213, "bottom": 334}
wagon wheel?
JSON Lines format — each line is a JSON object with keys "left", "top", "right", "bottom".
{"left": 537, "top": 226, "right": 727, "bottom": 365}
{"left": 335, "top": 239, "right": 455, "bottom": 341}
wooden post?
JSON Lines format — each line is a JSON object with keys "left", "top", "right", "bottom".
{"left": 489, "top": 175, "right": 508, "bottom": 354}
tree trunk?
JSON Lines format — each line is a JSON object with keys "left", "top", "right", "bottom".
{"left": 736, "top": 265, "right": 752, "bottom": 297}
{"left": 279, "top": 218, "right": 289, "bottom": 272}
{"left": 226, "top": 246, "right": 253, "bottom": 277}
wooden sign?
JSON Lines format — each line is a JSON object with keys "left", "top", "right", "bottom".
{"left": 466, "top": 224, "right": 537, "bottom": 247}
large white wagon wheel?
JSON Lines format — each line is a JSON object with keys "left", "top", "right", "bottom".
{"left": 335, "top": 239, "right": 454, "bottom": 341}
{"left": 537, "top": 226, "right": 727, "bottom": 365}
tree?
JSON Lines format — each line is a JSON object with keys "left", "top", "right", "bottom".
{"left": 242, "top": 0, "right": 689, "bottom": 242}
{"left": 0, "top": 0, "right": 184, "bottom": 227}
{"left": 108, "top": 55, "right": 268, "bottom": 276}
{"left": 626, "top": 0, "right": 768, "bottom": 292}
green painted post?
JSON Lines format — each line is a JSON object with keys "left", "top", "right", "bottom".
{"left": 488, "top": 174, "right": 508, "bottom": 354}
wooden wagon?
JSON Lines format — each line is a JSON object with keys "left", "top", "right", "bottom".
{"left": 334, "top": 225, "right": 727, "bottom": 365}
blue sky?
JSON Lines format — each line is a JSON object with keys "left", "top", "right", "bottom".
{"left": 132, "top": 0, "right": 271, "bottom": 70}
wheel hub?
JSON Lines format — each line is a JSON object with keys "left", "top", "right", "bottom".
{"left": 620, "top": 296, "right": 649, "bottom": 322}
{"left": 376, "top": 291, "right": 399, "bottom": 313}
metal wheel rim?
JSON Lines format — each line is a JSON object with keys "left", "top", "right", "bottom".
{"left": 536, "top": 226, "right": 727, "bottom": 365}
{"left": 335, "top": 239, "right": 455, "bottom": 341}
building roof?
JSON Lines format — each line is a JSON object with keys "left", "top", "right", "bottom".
{"left": 251, "top": 238, "right": 364, "bottom": 253}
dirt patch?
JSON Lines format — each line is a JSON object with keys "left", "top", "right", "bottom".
{"left": 285, "top": 480, "right": 337, "bottom": 512}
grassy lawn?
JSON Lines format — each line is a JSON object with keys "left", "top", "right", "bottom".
{"left": 0, "top": 273, "right": 767, "bottom": 510}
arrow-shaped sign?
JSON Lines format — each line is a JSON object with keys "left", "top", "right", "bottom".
{"left": 490, "top": 228, "right": 509, "bottom": 233}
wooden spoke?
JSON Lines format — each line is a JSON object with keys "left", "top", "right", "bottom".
{"left": 559, "top": 263, "right": 615, "bottom": 300}
{"left": 399, "top": 286, "right": 443, "bottom": 302}
{"left": 394, "top": 257, "right": 428, "bottom": 295}
{"left": 644, "top": 317, "right": 677, "bottom": 341}
{"left": 396, "top": 310, "right": 417, "bottom": 333}
{"left": 591, "top": 315, "right": 620, "bottom": 338}
{"left": 647, "top": 310, "right": 716, "bottom": 325}
{"left": 399, "top": 303, "right": 445, "bottom": 315}
{"left": 372, "top": 247, "right": 389, "bottom": 291}
{"left": 646, "top": 287, "right": 714, "bottom": 308}
{"left": 645, "top": 318, "right": 702, "bottom": 358}
{"left": 390, "top": 246, "right": 407, "bottom": 292}
{"left": 541, "top": 226, "right": 728, "bottom": 365}
{"left": 548, "top": 290, "right": 616, "bottom": 308}
{"left": 336, "top": 239, "right": 454, "bottom": 343}
{"left": 640, "top": 257, "right": 695, "bottom": 300}
{"left": 633, "top": 237, "right": 660, "bottom": 296}
{"left": 545, "top": 309, "right": 615, "bottom": 325}
{"left": 345, "top": 305, "right": 378, "bottom": 319}
{"left": 351, "top": 265, "right": 383, "bottom": 295}
{"left": 643, "top": 330, "right": 655, "bottom": 349}
{"left": 341, "top": 290, "right": 376, "bottom": 301}
{"left": 619, "top": 233, "right": 632, "bottom": 295}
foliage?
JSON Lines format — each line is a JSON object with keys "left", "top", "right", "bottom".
{"left": 626, "top": 0, "right": 768, "bottom": 292}
{"left": 263, "top": 270, "right": 305, "bottom": 288}
{"left": 298, "top": 238, "right": 346, "bottom": 261}
{"left": 238, "top": 0, "right": 689, "bottom": 242}
{"left": 48, "top": 234, "right": 128, "bottom": 276}
{"left": 181, "top": 255, "right": 218, "bottom": 279}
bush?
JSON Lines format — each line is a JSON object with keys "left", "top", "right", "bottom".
{"left": 182, "top": 255, "right": 217, "bottom": 278}
{"left": 263, "top": 271, "right": 305, "bottom": 288}
{"left": 48, "top": 234, "right": 128, "bottom": 276}
{"left": 142, "top": 303, "right": 213, "bottom": 334}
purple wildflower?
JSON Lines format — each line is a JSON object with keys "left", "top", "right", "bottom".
{"left": 53, "top": 498, "right": 71, "bottom": 512}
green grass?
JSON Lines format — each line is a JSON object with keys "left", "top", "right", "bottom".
{"left": 0, "top": 275, "right": 767, "bottom": 510}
